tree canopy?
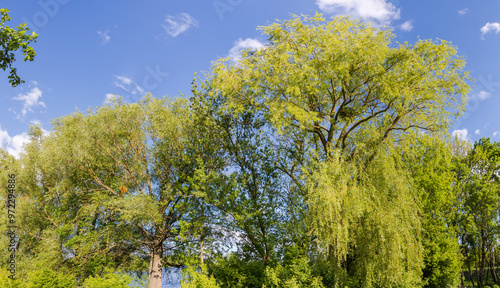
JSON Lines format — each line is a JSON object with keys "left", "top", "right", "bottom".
{"left": 4, "top": 13, "right": 497, "bottom": 288}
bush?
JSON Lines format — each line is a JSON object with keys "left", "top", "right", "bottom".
{"left": 181, "top": 265, "right": 220, "bottom": 288}
{"left": 82, "top": 268, "right": 132, "bottom": 288}
{"left": 0, "top": 266, "right": 23, "bottom": 288}
{"left": 27, "top": 268, "right": 75, "bottom": 288}
{"left": 262, "top": 254, "right": 324, "bottom": 288}
{"left": 208, "top": 254, "right": 266, "bottom": 288}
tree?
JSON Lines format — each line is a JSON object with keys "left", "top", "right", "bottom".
{"left": 15, "top": 95, "right": 218, "bottom": 288}
{"left": 198, "top": 13, "right": 470, "bottom": 287}
{"left": 0, "top": 6, "right": 37, "bottom": 86}
{"left": 455, "top": 138, "right": 500, "bottom": 287}
{"left": 190, "top": 87, "right": 286, "bottom": 266}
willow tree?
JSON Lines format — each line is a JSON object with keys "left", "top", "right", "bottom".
{"left": 16, "top": 95, "right": 214, "bottom": 288}
{"left": 200, "top": 13, "right": 470, "bottom": 287}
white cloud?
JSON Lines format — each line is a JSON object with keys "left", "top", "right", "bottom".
{"left": 116, "top": 75, "right": 132, "bottom": 85}
{"left": 452, "top": 129, "right": 469, "bottom": 141}
{"left": 458, "top": 8, "right": 468, "bottom": 15}
{"left": 0, "top": 124, "right": 30, "bottom": 159}
{"left": 481, "top": 22, "right": 500, "bottom": 39}
{"left": 97, "top": 30, "right": 110, "bottom": 45}
{"left": 1, "top": 121, "right": 51, "bottom": 158}
{"left": 12, "top": 87, "right": 46, "bottom": 117}
{"left": 163, "top": 13, "right": 198, "bottom": 37}
{"left": 493, "top": 131, "right": 500, "bottom": 138}
{"left": 229, "top": 38, "right": 264, "bottom": 62}
{"left": 475, "top": 129, "right": 480, "bottom": 135}
{"left": 114, "top": 76, "right": 144, "bottom": 96}
{"left": 400, "top": 20, "right": 413, "bottom": 31}
{"left": 316, "top": 0, "right": 400, "bottom": 25}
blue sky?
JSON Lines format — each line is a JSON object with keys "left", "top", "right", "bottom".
{"left": 1, "top": 0, "right": 499, "bottom": 158}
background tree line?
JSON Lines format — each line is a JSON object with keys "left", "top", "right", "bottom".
{"left": 1, "top": 13, "right": 499, "bottom": 288}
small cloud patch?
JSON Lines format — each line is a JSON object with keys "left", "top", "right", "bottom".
{"left": 98, "top": 30, "right": 111, "bottom": 45}
{"left": 400, "top": 20, "right": 413, "bottom": 31}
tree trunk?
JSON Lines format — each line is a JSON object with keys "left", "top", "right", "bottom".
{"left": 148, "top": 243, "right": 163, "bottom": 288}
{"left": 480, "top": 233, "right": 487, "bottom": 287}
{"left": 468, "top": 254, "right": 475, "bottom": 287}
{"left": 491, "top": 247, "right": 498, "bottom": 283}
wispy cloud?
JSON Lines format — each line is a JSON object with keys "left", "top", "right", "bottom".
{"left": 97, "top": 30, "right": 111, "bottom": 45}
{"left": 229, "top": 38, "right": 264, "bottom": 62}
{"left": 458, "top": 8, "right": 468, "bottom": 15}
{"left": 12, "top": 86, "right": 46, "bottom": 118}
{"left": 399, "top": 20, "right": 413, "bottom": 31}
{"left": 493, "top": 131, "right": 500, "bottom": 138}
{"left": 163, "top": 13, "right": 198, "bottom": 37}
{"left": 114, "top": 76, "right": 144, "bottom": 96}
{"left": 316, "top": 0, "right": 400, "bottom": 25}
{"left": 475, "top": 129, "right": 480, "bottom": 135}
{"left": 481, "top": 22, "right": 500, "bottom": 39}
{"left": 452, "top": 128, "right": 469, "bottom": 141}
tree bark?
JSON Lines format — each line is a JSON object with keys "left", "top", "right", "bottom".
{"left": 148, "top": 243, "right": 163, "bottom": 288}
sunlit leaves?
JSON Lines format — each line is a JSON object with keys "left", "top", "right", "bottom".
{"left": 0, "top": 9, "right": 37, "bottom": 86}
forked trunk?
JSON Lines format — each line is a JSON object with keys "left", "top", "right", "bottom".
{"left": 148, "top": 244, "right": 163, "bottom": 288}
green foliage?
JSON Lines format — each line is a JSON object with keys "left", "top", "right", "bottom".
{"left": 262, "top": 248, "right": 325, "bottom": 288}
{"left": 454, "top": 138, "right": 500, "bottom": 287}
{"left": 27, "top": 268, "right": 75, "bottom": 288}
{"left": 12, "top": 95, "right": 211, "bottom": 285}
{"left": 208, "top": 254, "right": 266, "bottom": 288}
{"left": 0, "top": 8, "right": 37, "bottom": 86}
{"left": 304, "top": 147, "right": 423, "bottom": 287}
{"left": 181, "top": 265, "right": 220, "bottom": 288}
{"left": 0, "top": 266, "right": 23, "bottom": 288}
{"left": 209, "top": 13, "right": 469, "bottom": 161}
{"left": 398, "top": 134, "right": 462, "bottom": 287}
{"left": 82, "top": 269, "right": 132, "bottom": 288}
{"left": 1, "top": 13, "right": 477, "bottom": 288}
{"left": 189, "top": 89, "right": 285, "bottom": 263}
{"left": 191, "top": 12, "right": 470, "bottom": 288}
